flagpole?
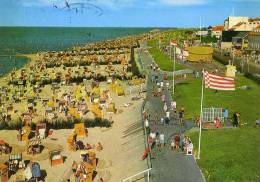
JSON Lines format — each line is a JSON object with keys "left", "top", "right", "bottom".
{"left": 198, "top": 69, "right": 204, "bottom": 160}
{"left": 200, "top": 17, "right": 202, "bottom": 45}
{"left": 173, "top": 45, "right": 176, "bottom": 95}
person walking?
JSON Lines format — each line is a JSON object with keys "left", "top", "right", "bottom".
{"left": 233, "top": 112, "right": 238, "bottom": 127}
{"left": 159, "top": 132, "right": 165, "bottom": 151}
{"left": 161, "top": 94, "right": 165, "bottom": 102}
{"left": 171, "top": 101, "right": 176, "bottom": 112}
{"left": 179, "top": 108, "right": 184, "bottom": 125}
{"left": 145, "top": 119, "right": 150, "bottom": 134}
{"left": 163, "top": 102, "right": 168, "bottom": 113}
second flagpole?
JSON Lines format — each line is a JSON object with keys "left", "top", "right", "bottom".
{"left": 198, "top": 69, "right": 204, "bottom": 160}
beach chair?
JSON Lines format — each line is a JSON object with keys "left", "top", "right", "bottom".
{"left": 49, "top": 150, "right": 64, "bottom": 166}
{"left": 36, "top": 123, "right": 46, "bottom": 139}
{"left": 74, "top": 123, "right": 87, "bottom": 138}
{"left": 116, "top": 86, "right": 125, "bottom": 96}
{"left": 0, "top": 163, "right": 8, "bottom": 182}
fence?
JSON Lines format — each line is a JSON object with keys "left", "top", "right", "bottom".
{"left": 213, "top": 49, "right": 260, "bottom": 75}
{"left": 202, "top": 107, "right": 224, "bottom": 123}
{"left": 120, "top": 168, "right": 152, "bottom": 182}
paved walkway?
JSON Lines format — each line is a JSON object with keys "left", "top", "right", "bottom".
{"left": 138, "top": 44, "right": 205, "bottom": 182}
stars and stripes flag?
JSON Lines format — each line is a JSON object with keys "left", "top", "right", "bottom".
{"left": 204, "top": 71, "right": 235, "bottom": 91}
{"left": 170, "top": 39, "right": 178, "bottom": 46}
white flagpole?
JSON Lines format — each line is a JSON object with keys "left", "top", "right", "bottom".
{"left": 198, "top": 69, "right": 204, "bottom": 160}
{"left": 170, "top": 44, "right": 172, "bottom": 59}
{"left": 200, "top": 17, "right": 202, "bottom": 44}
{"left": 173, "top": 45, "right": 176, "bottom": 95}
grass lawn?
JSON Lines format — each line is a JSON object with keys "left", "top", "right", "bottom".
{"left": 175, "top": 75, "right": 260, "bottom": 182}
{"left": 175, "top": 75, "right": 260, "bottom": 124}
{"left": 147, "top": 39, "right": 185, "bottom": 71}
{"left": 189, "top": 128, "right": 260, "bottom": 182}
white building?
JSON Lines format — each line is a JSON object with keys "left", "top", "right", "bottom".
{"left": 211, "top": 25, "right": 224, "bottom": 38}
{"left": 196, "top": 30, "right": 209, "bottom": 37}
{"left": 224, "top": 16, "right": 260, "bottom": 31}
{"left": 224, "top": 16, "right": 249, "bottom": 30}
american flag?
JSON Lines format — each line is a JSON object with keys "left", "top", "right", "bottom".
{"left": 204, "top": 71, "right": 235, "bottom": 91}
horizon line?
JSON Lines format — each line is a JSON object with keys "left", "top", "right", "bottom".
{"left": 0, "top": 25, "right": 200, "bottom": 29}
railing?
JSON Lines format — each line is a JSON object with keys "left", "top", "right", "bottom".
{"left": 121, "top": 168, "right": 152, "bottom": 182}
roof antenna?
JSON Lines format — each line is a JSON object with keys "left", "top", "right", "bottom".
{"left": 232, "top": 7, "right": 235, "bottom": 16}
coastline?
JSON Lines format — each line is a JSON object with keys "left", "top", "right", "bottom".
{"left": 16, "top": 53, "right": 38, "bottom": 61}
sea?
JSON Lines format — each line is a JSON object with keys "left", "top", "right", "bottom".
{"left": 0, "top": 27, "right": 153, "bottom": 76}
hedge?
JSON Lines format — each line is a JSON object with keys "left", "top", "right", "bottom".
{"left": 0, "top": 118, "right": 111, "bottom": 130}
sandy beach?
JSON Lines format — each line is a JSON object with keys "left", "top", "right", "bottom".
{"left": 0, "top": 90, "right": 147, "bottom": 182}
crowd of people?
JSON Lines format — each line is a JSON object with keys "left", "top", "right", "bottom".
{"left": 141, "top": 60, "right": 195, "bottom": 160}
{"left": 0, "top": 35, "right": 152, "bottom": 127}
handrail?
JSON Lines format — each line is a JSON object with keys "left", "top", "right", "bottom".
{"left": 121, "top": 168, "right": 152, "bottom": 182}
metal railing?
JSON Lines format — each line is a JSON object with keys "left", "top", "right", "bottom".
{"left": 120, "top": 168, "right": 152, "bottom": 182}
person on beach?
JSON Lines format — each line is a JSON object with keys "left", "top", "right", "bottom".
{"left": 74, "top": 172, "right": 80, "bottom": 182}
{"left": 72, "top": 161, "right": 77, "bottom": 174}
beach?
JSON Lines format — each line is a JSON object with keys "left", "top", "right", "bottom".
{"left": 0, "top": 32, "right": 151, "bottom": 182}
{"left": 0, "top": 90, "right": 147, "bottom": 182}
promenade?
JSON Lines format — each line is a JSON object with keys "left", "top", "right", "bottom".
{"left": 138, "top": 43, "right": 205, "bottom": 182}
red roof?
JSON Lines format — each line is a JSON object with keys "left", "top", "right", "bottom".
{"left": 212, "top": 25, "right": 224, "bottom": 31}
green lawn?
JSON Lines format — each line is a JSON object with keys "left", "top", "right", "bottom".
{"left": 189, "top": 128, "right": 260, "bottom": 182}
{"left": 147, "top": 39, "right": 185, "bottom": 71}
{"left": 175, "top": 75, "right": 260, "bottom": 182}
{"left": 175, "top": 76, "right": 260, "bottom": 124}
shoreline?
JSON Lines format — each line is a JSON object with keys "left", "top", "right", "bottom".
{"left": 16, "top": 53, "right": 38, "bottom": 61}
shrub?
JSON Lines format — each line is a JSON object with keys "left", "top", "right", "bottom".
{"left": 0, "top": 119, "right": 23, "bottom": 130}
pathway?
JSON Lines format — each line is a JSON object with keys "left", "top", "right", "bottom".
{"left": 138, "top": 43, "right": 205, "bottom": 182}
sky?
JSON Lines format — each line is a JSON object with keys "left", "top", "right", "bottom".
{"left": 0, "top": 0, "right": 260, "bottom": 27}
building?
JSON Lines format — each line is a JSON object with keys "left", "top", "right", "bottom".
{"left": 187, "top": 46, "right": 213, "bottom": 62}
{"left": 196, "top": 30, "right": 209, "bottom": 37}
{"left": 212, "top": 25, "right": 224, "bottom": 38}
{"left": 224, "top": 16, "right": 249, "bottom": 30}
{"left": 221, "top": 31, "right": 249, "bottom": 49}
{"left": 224, "top": 16, "right": 260, "bottom": 31}
{"left": 248, "top": 25, "right": 260, "bottom": 50}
